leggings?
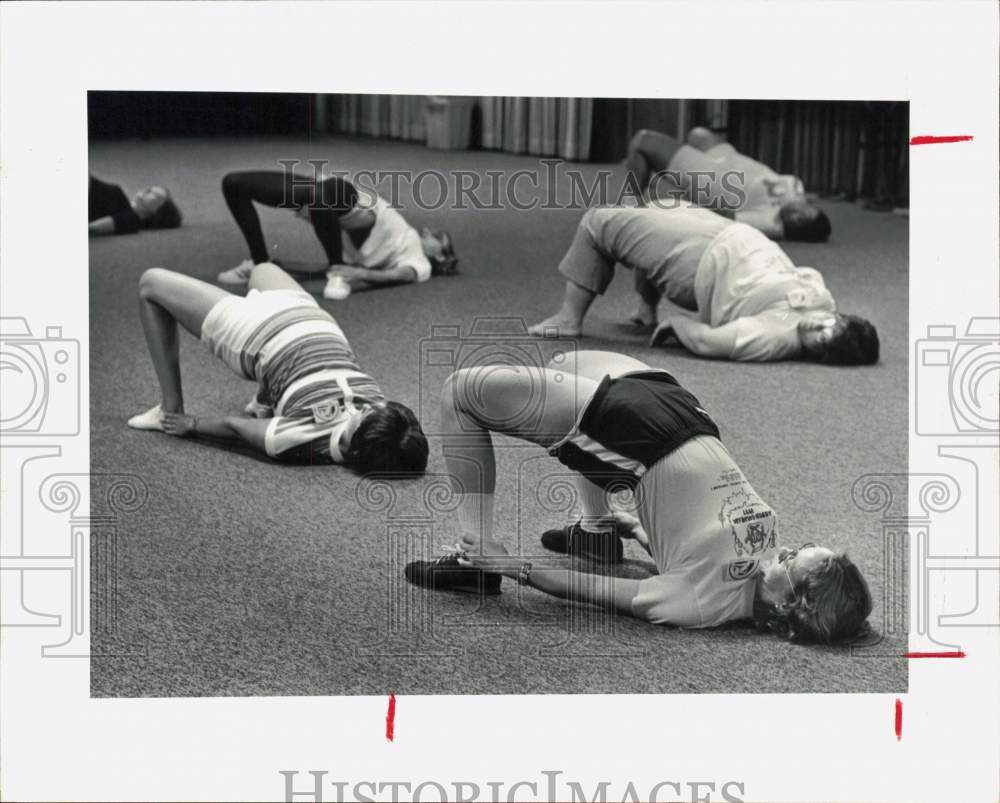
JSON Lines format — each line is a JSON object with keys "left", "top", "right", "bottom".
{"left": 221, "top": 171, "right": 366, "bottom": 265}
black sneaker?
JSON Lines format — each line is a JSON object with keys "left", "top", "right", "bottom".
{"left": 404, "top": 553, "right": 502, "bottom": 595}
{"left": 540, "top": 521, "right": 623, "bottom": 564}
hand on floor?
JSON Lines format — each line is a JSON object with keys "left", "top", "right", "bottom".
{"left": 457, "top": 550, "right": 517, "bottom": 576}
{"left": 327, "top": 265, "right": 367, "bottom": 281}
{"left": 613, "top": 510, "right": 651, "bottom": 552}
{"left": 455, "top": 532, "right": 514, "bottom": 574}
{"left": 161, "top": 412, "right": 196, "bottom": 437}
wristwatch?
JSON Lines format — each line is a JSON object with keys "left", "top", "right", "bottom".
{"left": 516, "top": 562, "right": 533, "bottom": 586}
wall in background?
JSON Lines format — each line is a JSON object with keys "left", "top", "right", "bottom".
{"left": 89, "top": 92, "right": 908, "bottom": 206}
{"left": 316, "top": 94, "right": 594, "bottom": 161}
{"left": 593, "top": 98, "right": 908, "bottom": 204}
{"left": 727, "top": 100, "right": 909, "bottom": 205}
{"left": 88, "top": 92, "right": 314, "bottom": 139}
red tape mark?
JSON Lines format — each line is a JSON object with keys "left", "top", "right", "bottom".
{"left": 909, "top": 135, "right": 974, "bottom": 146}
{"left": 905, "top": 650, "right": 966, "bottom": 658}
{"left": 386, "top": 693, "right": 397, "bottom": 742}
{"left": 895, "top": 698, "right": 903, "bottom": 741}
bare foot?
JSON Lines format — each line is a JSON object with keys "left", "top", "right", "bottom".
{"left": 127, "top": 404, "right": 165, "bottom": 431}
{"left": 649, "top": 320, "right": 677, "bottom": 348}
{"left": 627, "top": 302, "right": 658, "bottom": 330}
{"left": 528, "top": 315, "right": 582, "bottom": 338}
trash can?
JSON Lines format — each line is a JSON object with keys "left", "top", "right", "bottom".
{"left": 424, "top": 96, "right": 475, "bottom": 150}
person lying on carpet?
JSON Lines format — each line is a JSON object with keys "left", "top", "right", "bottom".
{"left": 527, "top": 202, "right": 879, "bottom": 364}
{"left": 625, "top": 127, "right": 831, "bottom": 242}
{"left": 405, "top": 350, "right": 873, "bottom": 644}
{"left": 217, "top": 169, "right": 457, "bottom": 300}
{"left": 127, "top": 262, "right": 428, "bottom": 473}
{"left": 88, "top": 174, "right": 182, "bottom": 235}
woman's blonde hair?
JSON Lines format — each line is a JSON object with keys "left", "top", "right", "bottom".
{"left": 754, "top": 553, "right": 873, "bottom": 644}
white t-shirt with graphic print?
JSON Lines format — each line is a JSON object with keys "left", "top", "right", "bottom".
{"left": 631, "top": 435, "right": 779, "bottom": 628}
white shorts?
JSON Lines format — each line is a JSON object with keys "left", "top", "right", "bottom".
{"left": 200, "top": 289, "right": 318, "bottom": 379}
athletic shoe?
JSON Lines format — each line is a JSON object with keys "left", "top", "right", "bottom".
{"left": 126, "top": 404, "right": 164, "bottom": 431}
{"left": 540, "top": 521, "right": 623, "bottom": 564}
{"left": 404, "top": 553, "right": 502, "bottom": 595}
{"left": 323, "top": 273, "right": 352, "bottom": 300}
{"left": 218, "top": 259, "right": 254, "bottom": 285}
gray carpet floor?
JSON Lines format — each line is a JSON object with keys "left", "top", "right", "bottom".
{"left": 90, "top": 135, "right": 907, "bottom": 697}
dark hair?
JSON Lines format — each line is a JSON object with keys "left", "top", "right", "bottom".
{"left": 780, "top": 202, "right": 831, "bottom": 242}
{"left": 141, "top": 190, "right": 183, "bottom": 230}
{"left": 816, "top": 314, "right": 880, "bottom": 365}
{"left": 344, "top": 401, "right": 428, "bottom": 474}
{"left": 427, "top": 229, "right": 458, "bottom": 276}
{"left": 753, "top": 553, "right": 873, "bottom": 645}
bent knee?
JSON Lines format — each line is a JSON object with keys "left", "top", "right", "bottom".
{"left": 629, "top": 128, "right": 658, "bottom": 151}
{"left": 138, "top": 267, "right": 172, "bottom": 298}
{"left": 686, "top": 126, "right": 711, "bottom": 143}
{"left": 686, "top": 126, "right": 719, "bottom": 150}
{"left": 221, "top": 172, "right": 242, "bottom": 195}
{"left": 580, "top": 206, "right": 615, "bottom": 226}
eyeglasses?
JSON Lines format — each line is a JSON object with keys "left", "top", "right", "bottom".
{"left": 782, "top": 542, "right": 816, "bottom": 595}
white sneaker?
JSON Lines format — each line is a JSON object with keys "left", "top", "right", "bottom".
{"left": 323, "top": 273, "right": 352, "bottom": 300}
{"left": 127, "top": 404, "right": 164, "bottom": 431}
{"left": 218, "top": 259, "right": 254, "bottom": 285}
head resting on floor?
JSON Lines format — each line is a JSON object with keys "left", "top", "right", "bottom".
{"left": 753, "top": 544, "right": 873, "bottom": 645}
{"left": 343, "top": 400, "right": 428, "bottom": 474}
{"left": 133, "top": 186, "right": 183, "bottom": 229}
{"left": 799, "top": 311, "right": 880, "bottom": 365}
{"left": 420, "top": 228, "right": 458, "bottom": 276}
{"left": 780, "top": 200, "right": 831, "bottom": 242}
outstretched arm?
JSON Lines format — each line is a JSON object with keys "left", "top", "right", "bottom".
{"left": 330, "top": 264, "right": 419, "bottom": 287}
{"left": 458, "top": 549, "right": 641, "bottom": 616}
{"left": 651, "top": 316, "right": 738, "bottom": 358}
{"left": 527, "top": 568, "right": 640, "bottom": 614}
{"left": 161, "top": 412, "right": 269, "bottom": 453}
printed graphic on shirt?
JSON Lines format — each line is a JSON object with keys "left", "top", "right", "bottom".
{"left": 311, "top": 400, "right": 342, "bottom": 423}
{"left": 710, "top": 468, "right": 744, "bottom": 491}
{"left": 718, "top": 484, "right": 777, "bottom": 557}
{"left": 721, "top": 559, "right": 760, "bottom": 583}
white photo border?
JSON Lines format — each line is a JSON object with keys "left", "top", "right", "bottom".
{"left": 1, "top": 2, "right": 998, "bottom": 802}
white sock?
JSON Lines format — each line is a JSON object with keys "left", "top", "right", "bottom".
{"left": 127, "top": 404, "right": 164, "bottom": 431}
{"left": 574, "top": 476, "right": 614, "bottom": 533}
{"left": 324, "top": 273, "right": 351, "bottom": 300}
{"left": 457, "top": 493, "right": 495, "bottom": 545}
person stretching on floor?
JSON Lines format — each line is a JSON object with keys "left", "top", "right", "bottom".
{"left": 527, "top": 202, "right": 878, "bottom": 364}
{"left": 217, "top": 169, "right": 457, "bottom": 300}
{"left": 127, "top": 261, "right": 428, "bottom": 472}
{"left": 405, "top": 350, "right": 873, "bottom": 644}
{"left": 89, "top": 174, "right": 182, "bottom": 235}
{"left": 625, "top": 127, "right": 831, "bottom": 242}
